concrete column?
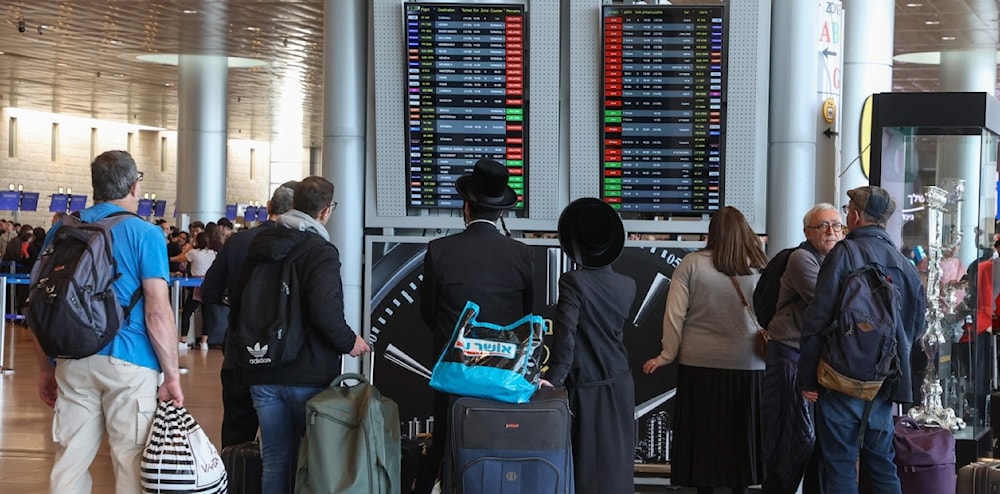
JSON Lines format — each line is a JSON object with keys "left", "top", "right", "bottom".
{"left": 816, "top": 0, "right": 844, "bottom": 205}
{"left": 324, "top": 0, "right": 367, "bottom": 373}
{"left": 937, "top": 49, "right": 996, "bottom": 263}
{"left": 766, "top": 0, "right": 820, "bottom": 254}
{"left": 309, "top": 146, "right": 321, "bottom": 176}
{"left": 176, "top": 1, "right": 228, "bottom": 228}
{"left": 840, "top": 0, "right": 893, "bottom": 200}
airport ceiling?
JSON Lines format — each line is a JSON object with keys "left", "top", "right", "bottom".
{"left": 0, "top": 0, "right": 995, "bottom": 144}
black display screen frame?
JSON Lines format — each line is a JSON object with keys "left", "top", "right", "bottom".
{"left": 402, "top": 0, "right": 530, "bottom": 216}
{"left": 600, "top": 4, "right": 728, "bottom": 218}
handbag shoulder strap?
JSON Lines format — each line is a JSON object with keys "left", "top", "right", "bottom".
{"left": 729, "top": 276, "right": 758, "bottom": 324}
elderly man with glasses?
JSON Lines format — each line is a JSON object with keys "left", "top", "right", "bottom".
{"left": 760, "top": 203, "right": 844, "bottom": 494}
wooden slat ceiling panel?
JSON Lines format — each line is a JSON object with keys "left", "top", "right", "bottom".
{"left": 0, "top": 0, "right": 997, "bottom": 146}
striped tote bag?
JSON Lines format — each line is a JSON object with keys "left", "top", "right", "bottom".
{"left": 140, "top": 401, "right": 228, "bottom": 493}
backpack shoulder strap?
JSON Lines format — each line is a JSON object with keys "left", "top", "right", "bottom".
{"left": 96, "top": 210, "right": 142, "bottom": 227}
{"left": 842, "top": 238, "right": 864, "bottom": 272}
{"left": 92, "top": 210, "right": 144, "bottom": 321}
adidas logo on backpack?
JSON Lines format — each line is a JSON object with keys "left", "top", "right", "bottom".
{"left": 246, "top": 342, "right": 271, "bottom": 365}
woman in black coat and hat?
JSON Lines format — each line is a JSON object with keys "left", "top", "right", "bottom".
{"left": 541, "top": 198, "right": 636, "bottom": 494}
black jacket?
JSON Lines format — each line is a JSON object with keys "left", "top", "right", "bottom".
{"left": 202, "top": 220, "right": 275, "bottom": 306}
{"left": 420, "top": 221, "right": 534, "bottom": 351}
{"left": 230, "top": 226, "right": 357, "bottom": 387}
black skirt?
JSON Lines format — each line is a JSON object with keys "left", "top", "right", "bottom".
{"left": 670, "top": 364, "right": 764, "bottom": 488}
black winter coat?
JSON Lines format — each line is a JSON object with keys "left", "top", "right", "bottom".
{"left": 230, "top": 226, "right": 357, "bottom": 387}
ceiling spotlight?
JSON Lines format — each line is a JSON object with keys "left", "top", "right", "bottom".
{"left": 17, "top": 19, "right": 25, "bottom": 33}
{"left": 37, "top": 25, "right": 44, "bottom": 35}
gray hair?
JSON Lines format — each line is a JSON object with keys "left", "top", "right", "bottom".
{"left": 267, "top": 180, "right": 297, "bottom": 216}
{"left": 91, "top": 150, "right": 139, "bottom": 201}
{"left": 802, "top": 203, "right": 838, "bottom": 228}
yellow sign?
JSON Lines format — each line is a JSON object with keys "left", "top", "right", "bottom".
{"left": 860, "top": 95, "right": 872, "bottom": 179}
{"left": 822, "top": 98, "right": 836, "bottom": 124}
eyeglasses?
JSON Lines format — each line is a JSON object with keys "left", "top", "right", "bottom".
{"left": 135, "top": 171, "right": 144, "bottom": 182}
{"left": 807, "top": 222, "right": 845, "bottom": 233}
{"left": 329, "top": 201, "right": 338, "bottom": 211}
{"left": 841, "top": 204, "right": 851, "bottom": 214}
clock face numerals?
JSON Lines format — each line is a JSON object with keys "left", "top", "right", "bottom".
{"left": 368, "top": 240, "right": 694, "bottom": 447}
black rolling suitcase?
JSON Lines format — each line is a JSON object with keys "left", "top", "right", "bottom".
{"left": 443, "top": 386, "right": 574, "bottom": 494}
{"left": 221, "top": 440, "right": 262, "bottom": 494}
{"left": 401, "top": 436, "right": 432, "bottom": 494}
{"left": 957, "top": 461, "right": 1000, "bottom": 494}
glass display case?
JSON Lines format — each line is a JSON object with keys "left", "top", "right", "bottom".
{"left": 870, "top": 92, "right": 1000, "bottom": 466}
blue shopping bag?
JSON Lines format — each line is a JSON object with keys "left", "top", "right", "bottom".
{"left": 429, "top": 301, "right": 544, "bottom": 404}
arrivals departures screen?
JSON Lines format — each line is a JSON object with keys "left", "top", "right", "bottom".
{"left": 601, "top": 5, "right": 725, "bottom": 215}
{"left": 405, "top": 2, "right": 527, "bottom": 213}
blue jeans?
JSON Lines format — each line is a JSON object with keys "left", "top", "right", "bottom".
{"left": 815, "top": 390, "right": 899, "bottom": 494}
{"left": 250, "top": 384, "right": 325, "bottom": 494}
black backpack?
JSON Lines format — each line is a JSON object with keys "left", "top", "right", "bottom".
{"left": 232, "top": 236, "right": 324, "bottom": 369}
{"left": 26, "top": 211, "right": 142, "bottom": 358}
{"left": 752, "top": 246, "right": 799, "bottom": 328}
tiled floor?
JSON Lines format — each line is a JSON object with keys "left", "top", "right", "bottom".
{"left": 0, "top": 323, "right": 754, "bottom": 493}
{"left": 0, "top": 323, "right": 226, "bottom": 493}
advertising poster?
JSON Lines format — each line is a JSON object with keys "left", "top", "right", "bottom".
{"left": 366, "top": 237, "right": 695, "bottom": 464}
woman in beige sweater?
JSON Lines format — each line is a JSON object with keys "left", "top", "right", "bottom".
{"left": 643, "top": 206, "right": 767, "bottom": 494}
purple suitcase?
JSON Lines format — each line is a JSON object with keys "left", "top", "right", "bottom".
{"left": 892, "top": 418, "right": 955, "bottom": 494}
{"left": 957, "top": 462, "right": 1000, "bottom": 494}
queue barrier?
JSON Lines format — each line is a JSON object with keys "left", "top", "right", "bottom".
{"left": 0, "top": 273, "right": 30, "bottom": 375}
{"left": 0, "top": 275, "right": 204, "bottom": 376}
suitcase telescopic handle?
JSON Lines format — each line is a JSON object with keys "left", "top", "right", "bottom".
{"left": 331, "top": 373, "right": 368, "bottom": 387}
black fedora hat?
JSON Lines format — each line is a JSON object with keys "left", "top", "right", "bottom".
{"left": 558, "top": 198, "right": 626, "bottom": 268}
{"left": 455, "top": 158, "right": 519, "bottom": 210}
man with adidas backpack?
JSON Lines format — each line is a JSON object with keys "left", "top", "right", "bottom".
{"left": 29, "top": 150, "right": 184, "bottom": 493}
{"left": 227, "top": 176, "right": 370, "bottom": 494}
{"left": 798, "top": 186, "right": 927, "bottom": 494}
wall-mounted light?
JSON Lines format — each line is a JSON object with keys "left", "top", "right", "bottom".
{"left": 143, "top": 193, "right": 149, "bottom": 199}
{"left": 17, "top": 184, "right": 23, "bottom": 192}
{"left": 58, "top": 187, "right": 64, "bottom": 194}
{"left": 8, "top": 184, "right": 13, "bottom": 191}
{"left": 66, "top": 187, "right": 72, "bottom": 195}
{"left": 151, "top": 193, "right": 157, "bottom": 200}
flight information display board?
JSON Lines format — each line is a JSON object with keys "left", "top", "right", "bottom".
{"left": 405, "top": 2, "right": 527, "bottom": 213}
{"left": 601, "top": 5, "right": 725, "bottom": 215}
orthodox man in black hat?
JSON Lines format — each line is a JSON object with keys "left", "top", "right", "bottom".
{"left": 419, "top": 158, "right": 535, "bottom": 490}
{"left": 541, "top": 198, "right": 636, "bottom": 494}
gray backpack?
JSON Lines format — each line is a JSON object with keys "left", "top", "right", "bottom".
{"left": 27, "top": 211, "right": 142, "bottom": 358}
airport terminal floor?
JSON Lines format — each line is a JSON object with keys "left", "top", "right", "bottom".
{"left": 0, "top": 322, "right": 753, "bottom": 494}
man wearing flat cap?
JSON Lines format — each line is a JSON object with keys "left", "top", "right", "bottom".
{"left": 797, "top": 186, "right": 926, "bottom": 493}
{"left": 420, "top": 158, "right": 535, "bottom": 490}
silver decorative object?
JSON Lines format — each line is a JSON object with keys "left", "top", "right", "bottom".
{"left": 908, "top": 182, "right": 966, "bottom": 430}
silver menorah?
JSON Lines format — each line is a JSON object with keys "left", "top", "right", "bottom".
{"left": 907, "top": 181, "right": 966, "bottom": 430}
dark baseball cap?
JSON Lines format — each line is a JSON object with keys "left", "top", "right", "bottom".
{"left": 847, "top": 186, "right": 896, "bottom": 223}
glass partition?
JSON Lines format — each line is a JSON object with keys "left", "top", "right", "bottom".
{"left": 879, "top": 126, "right": 998, "bottom": 444}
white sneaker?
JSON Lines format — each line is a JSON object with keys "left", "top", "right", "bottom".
{"left": 178, "top": 342, "right": 189, "bottom": 352}
{"left": 200, "top": 342, "right": 209, "bottom": 351}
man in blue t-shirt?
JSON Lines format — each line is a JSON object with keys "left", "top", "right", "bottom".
{"left": 32, "top": 150, "right": 184, "bottom": 493}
